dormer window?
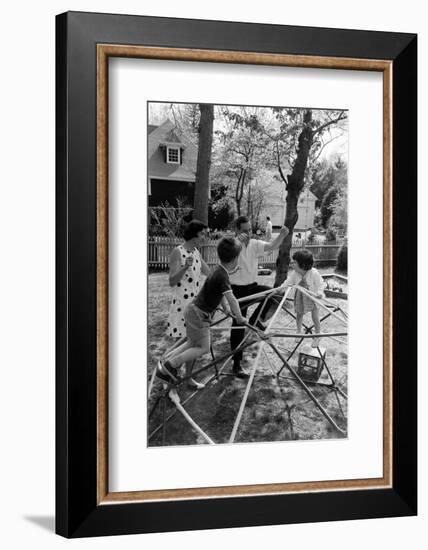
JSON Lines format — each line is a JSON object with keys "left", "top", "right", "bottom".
{"left": 167, "top": 146, "right": 180, "bottom": 164}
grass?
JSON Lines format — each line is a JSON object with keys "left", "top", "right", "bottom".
{"left": 147, "top": 269, "right": 348, "bottom": 447}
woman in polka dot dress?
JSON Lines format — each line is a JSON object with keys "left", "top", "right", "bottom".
{"left": 166, "top": 220, "right": 210, "bottom": 388}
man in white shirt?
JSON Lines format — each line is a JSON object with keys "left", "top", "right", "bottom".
{"left": 265, "top": 216, "right": 273, "bottom": 241}
{"left": 229, "top": 216, "right": 289, "bottom": 377}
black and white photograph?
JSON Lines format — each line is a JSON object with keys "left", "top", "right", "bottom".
{"left": 147, "top": 101, "right": 349, "bottom": 446}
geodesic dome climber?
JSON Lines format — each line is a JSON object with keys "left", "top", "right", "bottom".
{"left": 148, "top": 279, "right": 348, "bottom": 446}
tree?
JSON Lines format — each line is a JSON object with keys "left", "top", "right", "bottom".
{"left": 245, "top": 176, "right": 269, "bottom": 231}
{"left": 208, "top": 181, "right": 233, "bottom": 230}
{"left": 193, "top": 104, "right": 214, "bottom": 224}
{"left": 168, "top": 102, "right": 200, "bottom": 146}
{"left": 310, "top": 159, "right": 336, "bottom": 206}
{"left": 336, "top": 243, "right": 348, "bottom": 273}
{"left": 329, "top": 185, "right": 348, "bottom": 236}
{"left": 213, "top": 107, "right": 270, "bottom": 216}
{"left": 320, "top": 185, "right": 339, "bottom": 227}
{"left": 263, "top": 108, "right": 347, "bottom": 286}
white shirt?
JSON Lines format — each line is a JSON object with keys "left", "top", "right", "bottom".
{"left": 229, "top": 238, "right": 268, "bottom": 286}
{"left": 284, "top": 267, "right": 325, "bottom": 296}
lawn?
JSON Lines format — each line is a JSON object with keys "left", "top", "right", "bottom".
{"left": 147, "top": 269, "right": 348, "bottom": 447}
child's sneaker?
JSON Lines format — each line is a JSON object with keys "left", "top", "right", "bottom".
{"left": 187, "top": 378, "right": 205, "bottom": 390}
{"left": 156, "top": 360, "right": 180, "bottom": 384}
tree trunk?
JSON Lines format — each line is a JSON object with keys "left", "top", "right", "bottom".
{"left": 193, "top": 104, "right": 214, "bottom": 224}
{"left": 236, "top": 201, "right": 241, "bottom": 216}
{"left": 274, "top": 188, "right": 299, "bottom": 285}
{"left": 235, "top": 168, "right": 246, "bottom": 217}
{"left": 274, "top": 110, "right": 314, "bottom": 286}
{"left": 247, "top": 183, "right": 252, "bottom": 218}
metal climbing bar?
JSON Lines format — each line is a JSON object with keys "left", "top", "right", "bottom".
{"left": 150, "top": 277, "right": 348, "bottom": 445}
{"left": 267, "top": 340, "right": 346, "bottom": 435}
{"left": 269, "top": 331, "right": 347, "bottom": 339}
{"left": 168, "top": 390, "right": 216, "bottom": 444}
{"left": 148, "top": 331, "right": 254, "bottom": 441}
{"left": 237, "top": 286, "right": 283, "bottom": 304}
{"left": 229, "top": 287, "right": 291, "bottom": 443}
{"left": 293, "top": 286, "right": 347, "bottom": 326}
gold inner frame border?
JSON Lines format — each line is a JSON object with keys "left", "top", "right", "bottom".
{"left": 96, "top": 44, "right": 393, "bottom": 504}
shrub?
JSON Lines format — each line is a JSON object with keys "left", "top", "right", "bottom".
{"left": 325, "top": 227, "right": 337, "bottom": 242}
{"left": 149, "top": 198, "right": 193, "bottom": 237}
{"left": 336, "top": 244, "right": 348, "bottom": 273}
{"left": 307, "top": 230, "right": 316, "bottom": 244}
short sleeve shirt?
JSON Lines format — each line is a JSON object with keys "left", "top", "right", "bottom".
{"left": 284, "top": 268, "right": 325, "bottom": 295}
{"left": 229, "top": 238, "right": 268, "bottom": 286}
{"left": 194, "top": 265, "right": 232, "bottom": 313}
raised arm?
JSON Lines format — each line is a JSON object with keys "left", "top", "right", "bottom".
{"left": 263, "top": 226, "right": 289, "bottom": 253}
{"left": 281, "top": 269, "right": 298, "bottom": 288}
{"left": 220, "top": 295, "right": 231, "bottom": 315}
{"left": 201, "top": 258, "right": 211, "bottom": 277}
{"left": 313, "top": 270, "right": 326, "bottom": 298}
{"left": 168, "top": 247, "right": 192, "bottom": 287}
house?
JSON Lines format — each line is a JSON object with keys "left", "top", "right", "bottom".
{"left": 294, "top": 189, "right": 317, "bottom": 231}
{"left": 148, "top": 118, "right": 316, "bottom": 232}
{"left": 262, "top": 177, "right": 287, "bottom": 228}
{"left": 148, "top": 119, "right": 198, "bottom": 207}
{"left": 262, "top": 181, "right": 316, "bottom": 232}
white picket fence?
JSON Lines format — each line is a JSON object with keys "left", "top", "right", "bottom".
{"left": 148, "top": 236, "right": 343, "bottom": 270}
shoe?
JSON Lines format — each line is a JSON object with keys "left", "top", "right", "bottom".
{"left": 156, "top": 360, "right": 180, "bottom": 383}
{"left": 233, "top": 365, "right": 250, "bottom": 379}
{"left": 311, "top": 337, "right": 321, "bottom": 348}
{"left": 187, "top": 378, "right": 205, "bottom": 390}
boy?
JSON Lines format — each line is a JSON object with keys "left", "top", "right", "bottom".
{"left": 157, "top": 237, "right": 246, "bottom": 385}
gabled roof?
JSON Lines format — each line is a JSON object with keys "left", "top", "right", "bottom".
{"left": 299, "top": 188, "right": 317, "bottom": 201}
{"left": 148, "top": 119, "right": 198, "bottom": 182}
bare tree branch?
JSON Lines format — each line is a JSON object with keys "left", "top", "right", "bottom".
{"left": 313, "top": 111, "right": 348, "bottom": 136}
{"left": 312, "top": 130, "right": 346, "bottom": 162}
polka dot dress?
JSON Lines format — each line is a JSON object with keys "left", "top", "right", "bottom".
{"left": 167, "top": 245, "right": 202, "bottom": 338}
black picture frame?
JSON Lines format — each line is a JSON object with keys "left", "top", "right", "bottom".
{"left": 56, "top": 11, "right": 417, "bottom": 538}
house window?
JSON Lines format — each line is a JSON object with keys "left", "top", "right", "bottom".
{"left": 167, "top": 146, "right": 180, "bottom": 164}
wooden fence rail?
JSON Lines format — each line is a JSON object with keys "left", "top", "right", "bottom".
{"left": 148, "top": 237, "right": 343, "bottom": 270}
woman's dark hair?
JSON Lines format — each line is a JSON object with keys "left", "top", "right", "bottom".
{"left": 292, "top": 249, "right": 314, "bottom": 271}
{"left": 217, "top": 237, "right": 242, "bottom": 263}
{"left": 182, "top": 219, "right": 207, "bottom": 241}
{"left": 235, "top": 215, "right": 249, "bottom": 230}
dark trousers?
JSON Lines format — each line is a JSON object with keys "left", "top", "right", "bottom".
{"left": 230, "top": 283, "right": 273, "bottom": 365}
